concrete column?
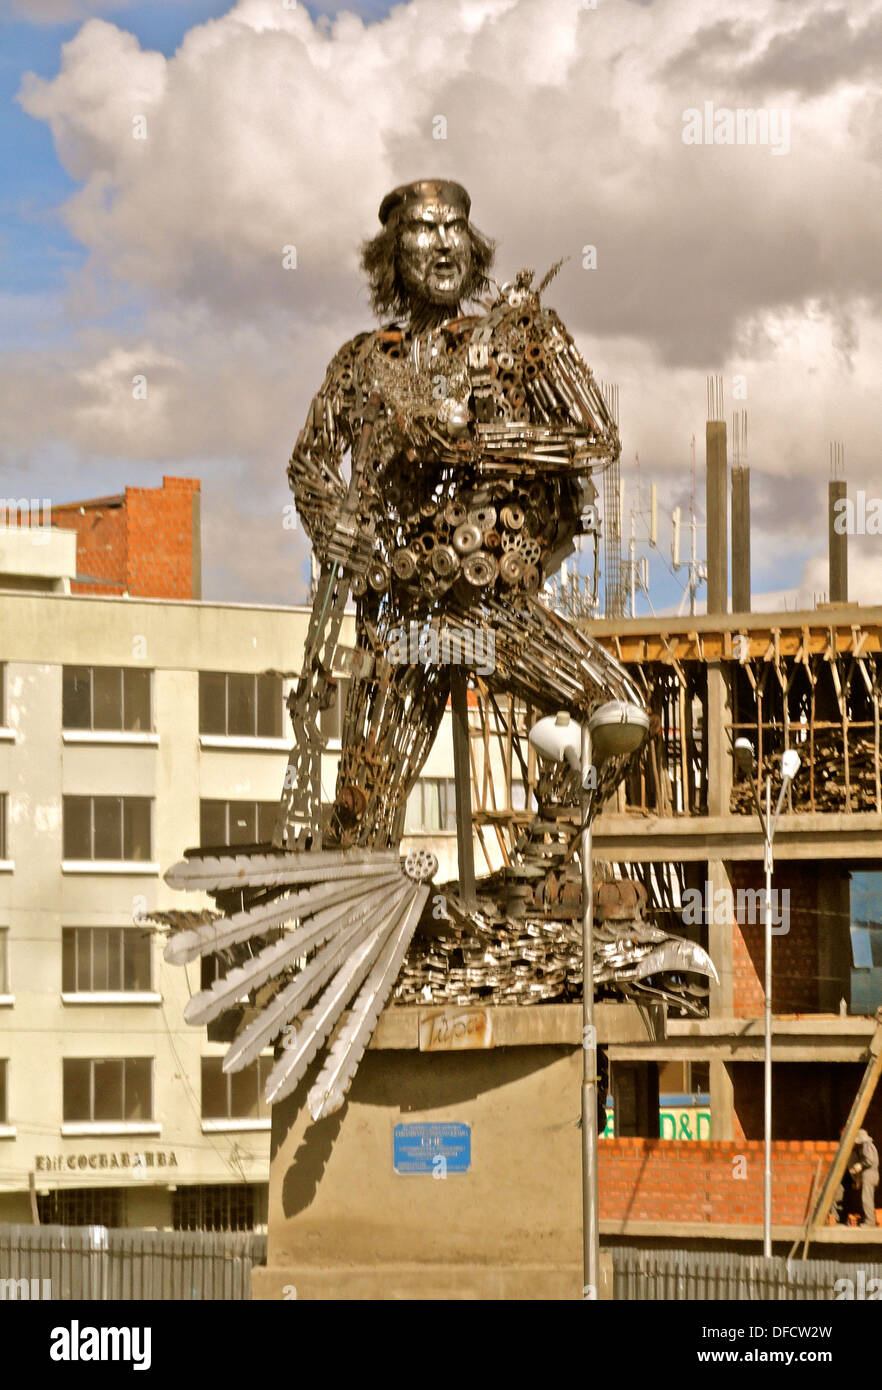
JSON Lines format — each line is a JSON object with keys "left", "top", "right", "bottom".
{"left": 707, "top": 858, "right": 736, "bottom": 1140}
{"left": 706, "top": 662, "right": 732, "bottom": 818}
{"left": 828, "top": 479, "right": 848, "bottom": 604}
{"left": 731, "top": 466, "right": 751, "bottom": 613}
{"left": 706, "top": 420, "right": 728, "bottom": 614}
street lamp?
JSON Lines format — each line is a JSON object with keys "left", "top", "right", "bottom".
{"left": 732, "top": 738, "right": 801, "bottom": 1258}
{"left": 529, "top": 700, "right": 648, "bottom": 1299}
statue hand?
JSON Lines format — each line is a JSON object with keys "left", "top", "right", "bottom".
{"left": 323, "top": 512, "right": 375, "bottom": 576}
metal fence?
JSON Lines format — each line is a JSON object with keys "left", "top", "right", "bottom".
{"left": 612, "top": 1246, "right": 882, "bottom": 1300}
{"left": 0, "top": 1224, "right": 267, "bottom": 1300}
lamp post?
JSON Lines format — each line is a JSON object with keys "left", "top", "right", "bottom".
{"left": 733, "top": 738, "right": 801, "bottom": 1258}
{"left": 530, "top": 700, "right": 648, "bottom": 1298}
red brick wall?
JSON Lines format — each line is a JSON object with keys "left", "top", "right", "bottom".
{"left": 599, "top": 1137, "right": 836, "bottom": 1225}
{"left": 51, "top": 500, "right": 127, "bottom": 596}
{"left": 732, "top": 862, "right": 819, "bottom": 1017}
{"left": 124, "top": 476, "right": 199, "bottom": 600}
{"left": 51, "top": 477, "right": 199, "bottom": 600}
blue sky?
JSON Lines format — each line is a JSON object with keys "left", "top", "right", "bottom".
{"left": 0, "top": 0, "right": 394, "bottom": 300}
{"left": 0, "top": 0, "right": 401, "bottom": 600}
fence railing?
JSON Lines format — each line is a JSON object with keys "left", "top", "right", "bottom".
{"left": 612, "top": 1246, "right": 882, "bottom": 1300}
{"left": 0, "top": 1224, "right": 266, "bottom": 1300}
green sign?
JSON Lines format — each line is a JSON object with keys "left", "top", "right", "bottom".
{"left": 603, "top": 1105, "right": 711, "bottom": 1140}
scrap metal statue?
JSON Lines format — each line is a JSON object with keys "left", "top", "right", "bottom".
{"left": 162, "top": 180, "right": 715, "bottom": 1122}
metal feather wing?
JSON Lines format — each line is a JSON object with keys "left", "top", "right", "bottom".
{"left": 307, "top": 884, "right": 430, "bottom": 1120}
{"left": 162, "top": 845, "right": 437, "bottom": 1119}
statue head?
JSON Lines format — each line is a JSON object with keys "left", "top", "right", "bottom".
{"left": 361, "top": 178, "right": 495, "bottom": 322}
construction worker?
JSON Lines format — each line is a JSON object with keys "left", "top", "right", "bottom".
{"left": 834, "top": 1128, "right": 879, "bottom": 1226}
{"left": 850, "top": 1129, "right": 880, "bottom": 1227}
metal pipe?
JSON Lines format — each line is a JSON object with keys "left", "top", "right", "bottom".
{"left": 764, "top": 775, "right": 773, "bottom": 1259}
{"left": 451, "top": 667, "right": 477, "bottom": 912}
{"left": 580, "top": 722, "right": 600, "bottom": 1298}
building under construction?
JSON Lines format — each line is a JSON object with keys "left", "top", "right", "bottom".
{"left": 458, "top": 411, "right": 882, "bottom": 1245}
{"left": 255, "top": 410, "right": 882, "bottom": 1301}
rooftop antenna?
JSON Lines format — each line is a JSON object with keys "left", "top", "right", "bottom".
{"left": 623, "top": 452, "right": 658, "bottom": 617}
{"left": 672, "top": 433, "right": 707, "bottom": 616}
{"left": 600, "top": 381, "right": 625, "bottom": 618}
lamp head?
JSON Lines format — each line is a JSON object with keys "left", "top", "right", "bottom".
{"left": 587, "top": 701, "right": 649, "bottom": 763}
{"left": 733, "top": 738, "right": 755, "bottom": 775}
{"left": 528, "top": 711, "right": 583, "bottom": 771}
{"left": 780, "top": 749, "right": 801, "bottom": 782}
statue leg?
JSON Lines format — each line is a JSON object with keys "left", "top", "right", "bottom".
{"left": 480, "top": 592, "right": 644, "bottom": 717}
{"left": 441, "top": 592, "right": 645, "bottom": 811}
{"left": 329, "top": 626, "right": 451, "bottom": 849}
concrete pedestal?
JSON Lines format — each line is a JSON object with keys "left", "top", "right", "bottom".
{"left": 254, "top": 1038, "right": 603, "bottom": 1301}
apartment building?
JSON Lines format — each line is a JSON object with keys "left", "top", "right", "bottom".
{"left": 0, "top": 527, "right": 458, "bottom": 1229}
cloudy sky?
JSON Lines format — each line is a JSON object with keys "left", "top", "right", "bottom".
{"left": 2, "top": 0, "right": 881, "bottom": 610}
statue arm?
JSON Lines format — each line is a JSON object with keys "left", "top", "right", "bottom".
{"left": 528, "top": 305, "right": 621, "bottom": 465}
{"left": 286, "top": 338, "right": 368, "bottom": 558}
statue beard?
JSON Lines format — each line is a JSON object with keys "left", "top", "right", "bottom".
{"left": 404, "top": 288, "right": 464, "bottom": 333}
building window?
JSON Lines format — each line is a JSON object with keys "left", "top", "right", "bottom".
{"left": 63, "top": 796, "right": 152, "bottom": 861}
{"left": 62, "top": 928, "right": 152, "bottom": 993}
{"left": 199, "top": 672, "right": 283, "bottom": 739}
{"left": 0, "top": 793, "right": 6, "bottom": 859}
{"left": 201, "top": 1057, "right": 272, "bottom": 1122}
{"left": 0, "top": 1059, "right": 7, "bottom": 1124}
{"left": 63, "top": 1058, "right": 152, "bottom": 1123}
{"left": 62, "top": 667, "right": 152, "bottom": 732}
{"left": 319, "top": 678, "right": 351, "bottom": 744}
{"left": 404, "top": 777, "right": 457, "bottom": 833}
{"left": 658, "top": 1060, "right": 710, "bottom": 1101}
{"left": 0, "top": 665, "right": 4, "bottom": 724}
{"left": 199, "top": 800, "right": 278, "bottom": 848}
{"left": 850, "top": 870, "right": 882, "bottom": 1014}
{"left": 0, "top": 929, "right": 9, "bottom": 994}
{"left": 37, "top": 1188, "right": 126, "bottom": 1227}
{"left": 172, "top": 1184, "right": 257, "bottom": 1233}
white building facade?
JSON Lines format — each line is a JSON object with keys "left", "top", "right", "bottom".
{"left": 0, "top": 554, "right": 458, "bottom": 1229}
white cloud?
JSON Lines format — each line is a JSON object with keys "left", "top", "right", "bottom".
{"left": 7, "top": 0, "right": 882, "bottom": 604}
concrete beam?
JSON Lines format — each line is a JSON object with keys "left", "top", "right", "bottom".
{"left": 582, "top": 602, "right": 882, "bottom": 643}
{"left": 667, "top": 1016, "right": 877, "bottom": 1037}
{"left": 610, "top": 1042, "right": 872, "bottom": 1062}
{"left": 370, "top": 1000, "right": 648, "bottom": 1050}
{"left": 600, "top": 1219, "right": 882, "bottom": 1245}
{"left": 593, "top": 811, "right": 882, "bottom": 861}
{"left": 610, "top": 1011, "right": 878, "bottom": 1061}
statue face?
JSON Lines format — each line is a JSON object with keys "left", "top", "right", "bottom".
{"left": 397, "top": 200, "right": 472, "bottom": 305}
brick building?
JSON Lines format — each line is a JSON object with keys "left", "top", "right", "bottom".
{"left": 574, "top": 605, "right": 882, "bottom": 1243}
{"left": 50, "top": 477, "right": 201, "bottom": 600}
